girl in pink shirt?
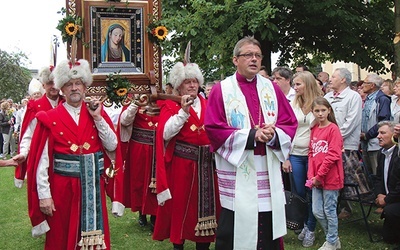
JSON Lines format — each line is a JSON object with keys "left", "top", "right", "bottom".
{"left": 308, "top": 97, "right": 343, "bottom": 250}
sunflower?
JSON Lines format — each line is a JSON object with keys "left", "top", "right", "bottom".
{"left": 106, "top": 72, "right": 131, "bottom": 107}
{"left": 115, "top": 88, "right": 128, "bottom": 97}
{"left": 65, "top": 22, "right": 79, "bottom": 36}
{"left": 154, "top": 26, "right": 168, "bottom": 40}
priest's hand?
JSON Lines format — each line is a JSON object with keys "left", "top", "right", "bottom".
{"left": 40, "top": 198, "right": 56, "bottom": 217}
{"left": 255, "top": 124, "right": 275, "bottom": 143}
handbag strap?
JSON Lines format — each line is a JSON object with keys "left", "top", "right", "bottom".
{"left": 288, "top": 172, "right": 299, "bottom": 194}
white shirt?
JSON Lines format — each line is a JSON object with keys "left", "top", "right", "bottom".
{"left": 382, "top": 145, "right": 395, "bottom": 194}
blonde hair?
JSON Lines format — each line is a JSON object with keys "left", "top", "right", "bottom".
{"left": 1, "top": 101, "right": 10, "bottom": 111}
{"left": 292, "top": 71, "right": 324, "bottom": 112}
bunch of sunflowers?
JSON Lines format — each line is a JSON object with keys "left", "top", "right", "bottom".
{"left": 56, "top": 8, "right": 83, "bottom": 43}
{"left": 147, "top": 18, "right": 168, "bottom": 45}
{"left": 105, "top": 71, "right": 131, "bottom": 107}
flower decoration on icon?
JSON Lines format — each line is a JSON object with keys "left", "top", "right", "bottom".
{"left": 147, "top": 17, "right": 168, "bottom": 45}
{"left": 56, "top": 7, "right": 83, "bottom": 43}
{"left": 106, "top": 71, "right": 131, "bottom": 107}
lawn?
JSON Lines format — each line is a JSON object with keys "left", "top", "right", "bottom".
{"left": 0, "top": 166, "right": 395, "bottom": 249}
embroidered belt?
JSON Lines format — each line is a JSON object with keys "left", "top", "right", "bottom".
{"left": 174, "top": 141, "right": 204, "bottom": 161}
{"left": 131, "top": 127, "right": 155, "bottom": 145}
{"left": 53, "top": 152, "right": 104, "bottom": 177}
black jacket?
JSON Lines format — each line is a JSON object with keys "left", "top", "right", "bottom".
{"left": 0, "top": 111, "right": 12, "bottom": 134}
{"left": 374, "top": 146, "right": 400, "bottom": 204}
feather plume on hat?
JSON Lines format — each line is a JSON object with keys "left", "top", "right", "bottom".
{"left": 169, "top": 41, "right": 203, "bottom": 90}
{"left": 28, "top": 78, "right": 45, "bottom": 96}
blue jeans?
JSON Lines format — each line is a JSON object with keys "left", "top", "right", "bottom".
{"left": 312, "top": 188, "right": 339, "bottom": 244}
{"left": 289, "top": 155, "right": 316, "bottom": 231}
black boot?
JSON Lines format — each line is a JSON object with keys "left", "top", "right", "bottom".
{"left": 150, "top": 215, "right": 156, "bottom": 232}
{"left": 173, "top": 243, "right": 184, "bottom": 250}
{"left": 196, "top": 242, "right": 210, "bottom": 250}
{"left": 138, "top": 211, "right": 147, "bottom": 227}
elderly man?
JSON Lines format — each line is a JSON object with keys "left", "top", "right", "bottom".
{"left": 14, "top": 66, "right": 64, "bottom": 188}
{"left": 27, "top": 59, "right": 124, "bottom": 249}
{"left": 373, "top": 121, "right": 400, "bottom": 245}
{"left": 360, "top": 73, "right": 391, "bottom": 176}
{"left": 153, "top": 61, "right": 219, "bottom": 250}
{"left": 205, "top": 36, "right": 297, "bottom": 250}
{"left": 324, "top": 68, "right": 363, "bottom": 219}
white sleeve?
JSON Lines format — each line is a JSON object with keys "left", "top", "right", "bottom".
{"left": 163, "top": 109, "right": 190, "bottom": 141}
{"left": 94, "top": 118, "right": 117, "bottom": 151}
{"left": 19, "top": 118, "right": 37, "bottom": 158}
{"left": 119, "top": 104, "right": 138, "bottom": 142}
{"left": 37, "top": 139, "right": 51, "bottom": 199}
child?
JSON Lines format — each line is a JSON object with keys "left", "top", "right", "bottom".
{"left": 308, "top": 97, "right": 343, "bottom": 250}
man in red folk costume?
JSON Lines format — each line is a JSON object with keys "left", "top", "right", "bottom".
{"left": 119, "top": 102, "right": 158, "bottom": 230}
{"left": 14, "top": 66, "right": 64, "bottom": 188}
{"left": 153, "top": 61, "right": 220, "bottom": 250}
{"left": 27, "top": 59, "right": 124, "bottom": 249}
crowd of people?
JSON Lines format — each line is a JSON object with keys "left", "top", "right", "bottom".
{"left": 1, "top": 35, "right": 400, "bottom": 250}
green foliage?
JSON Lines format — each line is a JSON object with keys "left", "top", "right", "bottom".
{"left": 160, "top": 0, "right": 394, "bottom": 81}
{"left": 105, "top": 71, "right": 131, "bottom": 107}
{"left": 0, "top": 49, "right": 31, "bottom": 101}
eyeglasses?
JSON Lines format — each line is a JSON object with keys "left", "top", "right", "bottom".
{"left": 236, "top": 53, "right": 264, "bottom": 60}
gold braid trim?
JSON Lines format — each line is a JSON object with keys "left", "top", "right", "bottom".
{"left": 78, "top": 230, "right": 106, "bottom": 249}
{"left": 148, "top": 178, "right": 157, "bottom": 193}
{"left": 194, "top": 216, "right": 218, "bottom": 237}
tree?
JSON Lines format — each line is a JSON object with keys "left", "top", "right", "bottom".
{"left": 160, "top": 0, "right": 394, "bottom": 81}
{"left": 0, "top": 49, "right": 31, "bottom": 102}
{"left": 394, "top": 0, "right": 400, "bottom": 78}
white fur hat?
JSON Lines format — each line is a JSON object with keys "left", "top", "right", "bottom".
{"left": 169, "top": 62, "right": 204, "bottom": 90}
{"left": 53, "top": 59, "right": 93, "bottom": 89}
{"left": 28, "top": 78, "right": 45, "bottom": 96}
{"left": 39, "top": 66, "right": 55, "bottom": 84}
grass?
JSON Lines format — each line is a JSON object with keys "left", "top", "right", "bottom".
{"left": 0, "top": 166, "right": 396, "bottom": 249}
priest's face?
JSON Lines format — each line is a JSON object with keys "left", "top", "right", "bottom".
{"left": 177, "top": 78, "right": 199, "bottom": 98}
{"left": 62, "top": 78, "right": 86, "bottom": 107}
{"left": 233, "top": 43, "right": 262, "bottom": 79}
